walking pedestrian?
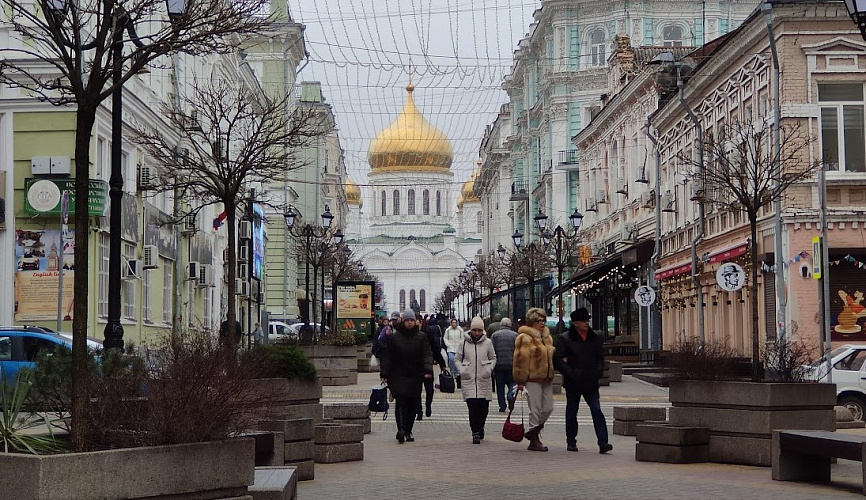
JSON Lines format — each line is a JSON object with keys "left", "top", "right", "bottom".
{"left": 379, "top": 309, "right": 433, "bottom": 444}
{"left": 443, "top": 318, "right": 463, "bottom": 384}
{"left": 513, "top": 307, "right": 556, "bottom": 452}
{"left": 456, "top": 316, "right": 496, "bottom": 444}
{"left": 251, "top": 322, "right": 265, "bottom": 345}
{"left": 419, "top": 318, "right": 447, "bottom": 419}
{"left": 554, "top": 307, "right": 612, "bottom": 454}
{"left": 490, "top": 317, "right": 518, "bottom": 412}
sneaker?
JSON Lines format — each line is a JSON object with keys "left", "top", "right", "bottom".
{"left": 567, "top": 444, "right": 579, "bottom": 452}
{"left": 405, "top": 432, "right": 415, "bottom": 442}
{"left": 472, "top": 433, "right": 481, "bottom": 444}
{"left": 396, "top": 430, "right": 405, "bottom": 444}
{"left": 599, "top": 443, "right": 613, "bottom": 454}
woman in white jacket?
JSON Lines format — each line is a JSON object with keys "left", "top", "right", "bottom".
{"left": 456, "top": 317, "right": 497, "bottom": 444}
{"left": 443, "top": 319, "right": 464, "bottom": 377}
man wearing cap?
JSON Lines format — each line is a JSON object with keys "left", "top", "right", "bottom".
{"left": 490, "top": 317, "right": 518, "bottom": 412}
{"left": 379, "top": 309, "right": 433, "bottom": 444}
{"left": 553, "top": 307, "right": 612, "bottom": 454}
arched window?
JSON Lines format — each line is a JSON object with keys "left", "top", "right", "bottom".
{"left": 381, "top": 190, "right": 387, "bottom": 216}
{"left": 393, "top": 189, "right": 400, "bottom": 215}
{"left": 419, "top": 289, "right": 426, "bottom": 311}
{"left": 407, "top": 189, "right": 416, "bottom": 215}
{"left": 409, "top": 289, "right": 416, "bottom": 309}
{"left": 399, "top": 290, "right": 406, "bottom": 311}
{"left": 436, "top": 191, "right": 442, "bottom": 216}
{"left": 590, "top": 30, "right": 605, "bottom": 66}
{"left": 476, "top": 211, "right": 483, "bottom": 233}
{"left": 423, "top": 190, "right": 430, "bottom": 215}
{"left": 663, "top": 26, "right": 683, "bottom": 47}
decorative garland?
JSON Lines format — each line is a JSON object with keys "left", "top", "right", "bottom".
{"left": 829, "top": 254, "right": 866, "bottom": 269}
{"left": 761, "top": 251, "right": 810, "bottom": 273}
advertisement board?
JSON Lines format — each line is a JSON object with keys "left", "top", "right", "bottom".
{"left": 830, "top": 255, "right": 866, "bottom": 341}
{"left": 252, "top": 204, "right": 264, "bottom": 281}
{"left": 14, "top": 229, "right": 75, "bottom": 321}
{"left": 335, "top": 281, "right": 375, "bottom": 339}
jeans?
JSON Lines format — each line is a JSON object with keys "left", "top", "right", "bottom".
{"left": 466, "top": 398, "right": 490, "bottom": 435}
{"left": 564, "top": 384, "right": 609, "bottom": 446}
{"left": 447, "top": 351, "right": 458, "bottom": 375}
{"left": 494, "top": 367, "right": 516, "bottom": 411}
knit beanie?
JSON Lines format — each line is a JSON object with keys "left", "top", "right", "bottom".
{"left": 470, "top": 317, "right": 485, "bottom": 330}
{"left": 402, "top": 309, "right": 416, "bottom": 321}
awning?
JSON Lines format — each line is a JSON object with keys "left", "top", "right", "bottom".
{"left": 654, "top": 261, "right": 692, "bottom": 281}
{"left": 708, "top": 242, "right": 748, "bottom": 263}
{"left": 552, "top": 255, "right": 623, "bottom": 295}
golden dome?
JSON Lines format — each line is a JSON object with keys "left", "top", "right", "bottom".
{"left": 345, "top": 178, "right": 362, "bottom": 208}
{"left": 457, "top": 167, "right": 481, "bottom": 209}
{"left": 368, "top": 84, "right": 453, "bottom": 173}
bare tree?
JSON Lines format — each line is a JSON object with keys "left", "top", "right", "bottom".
{"left": 0, "top": 0, "right": 274, "bottom": 450}
{"left": 679, "top": 120, "right": 819, "bottom": 381}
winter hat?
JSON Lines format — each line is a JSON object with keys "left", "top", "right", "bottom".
{"left": 470, "top": 317, "right": 485, "bottom": 331}
{"left": 402, "top": 309, "right": 416, "bottom": 321}
{"left": 500, "top": 317, "right": 512, "bottom": 328}
{"left": 390, "top": 311, "right": 401, "bottom": 320}
{"left": 571, "top": 307, "right": 591, "bottom": 322}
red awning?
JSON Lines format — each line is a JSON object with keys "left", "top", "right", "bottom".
{"left": 655, "top": 262, "right": 692, "bottom": 280}
{"left": 708, "top": 243, "right": 748, "bottom": 264}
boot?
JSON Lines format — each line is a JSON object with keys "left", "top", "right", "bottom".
{"left": 472, "top": 432, "right": 481, "bottom": 444}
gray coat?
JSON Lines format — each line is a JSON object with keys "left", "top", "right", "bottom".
{"left": 490, "top": 327, "right": 518, "bottom": 370}
{"left": 456, "top": 332, "right": 496, "bottom": 400}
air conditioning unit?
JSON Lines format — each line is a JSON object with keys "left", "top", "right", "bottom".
{"left": 238, "top": 262, "right": 249, "bottom": 281}
{"left": 197, "top": 263, "right": 213, "bottom": 287}
{"left": 142, "top": 245, "right": 159, "bottom": 269}
{"left": 239, "top": 221, "right": 252, "bottom": 240}
{"left": 125, "top": 259, "right": 139, "bottom": 279}
{"left": 620, "top": 222, "right": 636, "bottom": 242}
{"left": 238, "top": 244, "right": 249, "bottom": 262}
{"left": 138, "top": 165, "right": 155, "bottom": 191}
{"left": 615, "top": 180, "right": 628, "bottom": 196}
{"left": 188, "top": 261, "right": 199, "bottom": 280}
{"left": 182, "top": 213, "right": 196, "bottom": 235}
{"left": 661, "top": 191, "right": 677, "bottom": 213}
{"left": 586, "top": 197, "right": 597, "bottom": 213}
{"left": 640, "top": 191, "right": 655, "bottom": 209}
{"left": 689, "top": 178, "right": 705, "bottom": 201}
{"left": 597, "top": 190, "right": 608, "bottom": 204}
{"left": 235, "top": 278, "right": 250, "bottom": 296}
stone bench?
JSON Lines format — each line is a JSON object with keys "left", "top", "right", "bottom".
{"left": 612, "top": 406, "right": 667, "bottom": 436}
{"left": 250, "top": 466, "right": 297, "bottom": 500}
{"left": 324, "top": 403, "right": 372, "bottom": 434}
{"left": 772, "top": 430, "right": 866, "bottom": 495}
{"left": 635, "top": 424, "right": 709, "bottom": 463}
{"left": 314, "top": 423, "right": 364, "bottom": 463}
{"left": 609, "top": 360, "right": 623, "bottom": 382}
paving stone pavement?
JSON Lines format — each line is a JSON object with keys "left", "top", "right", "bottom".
{"left": 299, "top": 372, "right": 865, "bottom": 500}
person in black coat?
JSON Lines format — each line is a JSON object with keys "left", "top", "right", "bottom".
{"left": 418, "top": 319, "right": 447, "bottom": 419}
{"left": 553, "top": 308, "right": 612, "bottom": 454}
{"left": 379, "top": 309, "right": 433, "bottom": 443}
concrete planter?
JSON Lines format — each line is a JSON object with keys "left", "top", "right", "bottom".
{"left": 668, "top": 380, "right": 836, "bottom": 466}
{"left": 249, "top": 378, "right": 323, "bottom": 422}
{"left": 0, "top": 438, "right": 254, "bottom": 500}
{"left": 298, "top": 345, "right": 358, "bottom": 386}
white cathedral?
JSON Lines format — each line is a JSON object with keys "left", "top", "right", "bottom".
{"left": 345, "top": 82, "right": 482, "bottom": 316}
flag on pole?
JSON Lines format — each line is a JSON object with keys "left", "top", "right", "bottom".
{"left": 213, "top": 211, "right": 227, "bottom": 230}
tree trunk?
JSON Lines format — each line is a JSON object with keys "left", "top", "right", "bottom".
{"left": 749, "top": 215, "right": 761, "bottom": 382}
{"left": 225, "top": 203, "right": 238, "bottom": 349}
{"left": 71, "top": 104, "right": 97, "bottom": 451}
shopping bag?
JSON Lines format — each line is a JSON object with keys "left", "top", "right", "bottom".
{"left": 368, "top": 384, "right": 389, "bottom": 420}
{"left": 438, "top": 370, "right": 455, "bottom": 393}
{"left": 501, "top": 392, "right": 525, "bottom": 442}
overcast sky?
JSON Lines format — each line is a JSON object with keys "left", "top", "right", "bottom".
{"left": 289, "top": 0, "right": 537, "bottom": 189}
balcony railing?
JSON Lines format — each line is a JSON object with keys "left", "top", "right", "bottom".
{"left": 510, "top": 181, "right": 529, "bottom": 201}
{"left": 559, "top": 150, "right": 578, "bottom": 165}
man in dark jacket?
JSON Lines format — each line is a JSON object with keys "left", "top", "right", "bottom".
{"left": 553, "top": 308, "right": 612, "bottom": 454}
{"left": 419, "top": 319, "right": 447, "bottom": 419}
{"left": 490, "top": 317, "right": 518, "bottom": 412}
{"left": 380, "top": 309, "right": 433, "bottom": 443}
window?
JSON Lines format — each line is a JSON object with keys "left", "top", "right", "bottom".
{"left": 407, "top": 189, "right": 416, "bottom": 215}
{"left": 410, "top": 289, "right": 416, "bottom": 308}
{"left": 662, "top": 26, "right": 683, "bottom": 47}
{"left": 98, "top": 234, "right": 109, "bottom": 318}
{"left": 423, "top": 190, "right": 430, "bottom": 215}
{"left": 819, "top": 83, "right": 866, "bottom": 172}
{"left": 393, "top": 190, "right": 400, "bottom": 215}
{"left": 419, "top": 289, "right": 426, "bottom": 311}
{"left": 204, "top": 285, "right": 212, "bottom": 330}
{"left": 590, "top": 30, "right": 605, "bottom": 66}
{"left": 399, "top": 290, "right": 406, "bottom": 311}
{"left": 0, "top": 336, "right": 11, "bottom": 361}
{"left": 163, "top": 258, "right": 173, "bottom": 324}
{"left": 836, "top": 350, "right": 866, "bottom": 371}
{"left": 123, "top": 243, "right": 136, "bottom": 320}
{"left": 476, "top": 211, "right": 483, "bottom": 233}
{"left": 436, "top": 191, "right": 442, "bottom": 216}
{"left": 381, "top": 190, "right": 387, "bottom": 216}
{"left": 21, "top": 337, "right": 59, "bottom": 362}
{"left": 143, "top": 269, "right": 152, "bottom": 322}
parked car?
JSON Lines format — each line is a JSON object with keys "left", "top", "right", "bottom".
{"left": 0, "top": 326, "right": 102, "bottom": 382}
{"left": 802, "top": 344, "right": 866, "bottom": 420}
{"left": 287, "top": 322, "right": 331, "bottom": 339}
{"left": 267, "top": 321, "right": 298, "bottom": 343}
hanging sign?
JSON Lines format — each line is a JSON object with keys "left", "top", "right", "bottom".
{"left": 633, "top": 285, "right": 656, "bottom": 307}
{"left": 716, "top": 262, "right": 746, "bottom": 292}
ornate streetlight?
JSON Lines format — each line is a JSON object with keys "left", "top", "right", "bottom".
{"left": 538, "top": 208, "right": 583, "bottom": 330}
{"left": 844, "top": 0, "right": 866, "bottom": 41}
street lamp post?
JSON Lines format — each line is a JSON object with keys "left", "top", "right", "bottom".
{"left": 285, "top": 204, "right": 336, "bottom": 342}
{"left": 539, "top": 209, "right": 583, "bottom": 330}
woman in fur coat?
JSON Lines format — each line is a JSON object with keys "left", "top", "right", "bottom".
{"left": 456, "top": 316, "right": 497, "bottom": 444}
{"left": 512, "top": 307, "right": 556, "bottom": 451}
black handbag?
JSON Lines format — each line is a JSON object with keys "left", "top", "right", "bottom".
{"left": 438, "top": 370, "right": 455, "bottom": 393}
{"left": 368, "top": 384, "right": 389, "bottom": 419}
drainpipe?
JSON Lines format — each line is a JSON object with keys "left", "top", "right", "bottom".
{"left": 644, "top": 119, "right": 662, "bottom": 352}
{"left": 677, "top": 62, "right": 706, "bottom": 343}
{"left": 762, "top": 2, "right": 786, "bottom": 342}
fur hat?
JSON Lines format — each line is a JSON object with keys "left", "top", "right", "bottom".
{"left": 401, "top": 309, "right": 416, "bottom": 321}
{"left": 500, "top": 317, "right": 512, "bottom": 328}
{"left": 571, "top": 307, "right": 591, "bottom": 322}
{"left": 470, "top": 317, "right": 485, "bottom": 330}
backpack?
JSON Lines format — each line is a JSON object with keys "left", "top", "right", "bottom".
{"left": 368, "top": 384, "right": 389, "bottom": 419}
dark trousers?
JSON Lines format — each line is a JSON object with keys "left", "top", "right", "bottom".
{"left": 394, "top": 396, "right": 420, "bottom": 433}
{"left": 564, "top": 384, "right": 608, "bottom": 446}
{"left": 494, "top": 367, "right": 516, "bottom": 411}
{"left": 418, "top": 377, "right": 434, "bottom": 415}
{"left": 466, "top": 398, "right": 490, "bottom": 435}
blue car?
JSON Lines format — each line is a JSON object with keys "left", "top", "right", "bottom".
{"left": 0, "top": 326, "right": 102, "bottom": 383}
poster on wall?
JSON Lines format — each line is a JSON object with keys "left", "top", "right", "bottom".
{"left": 252, "top": 205, "right": 264, "bottom": 281}
{"left": 14, "top": 229, "right": 75, "bottom": 321}
{"left": 830, "top": 255, "right": 866, "bottom": 341}
{"left": 335, "top": 281, "right": 375, "bottom": 339}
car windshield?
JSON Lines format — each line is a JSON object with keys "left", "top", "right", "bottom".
{"left": 809, "top": 347, "right": 851, "bottom": 367}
